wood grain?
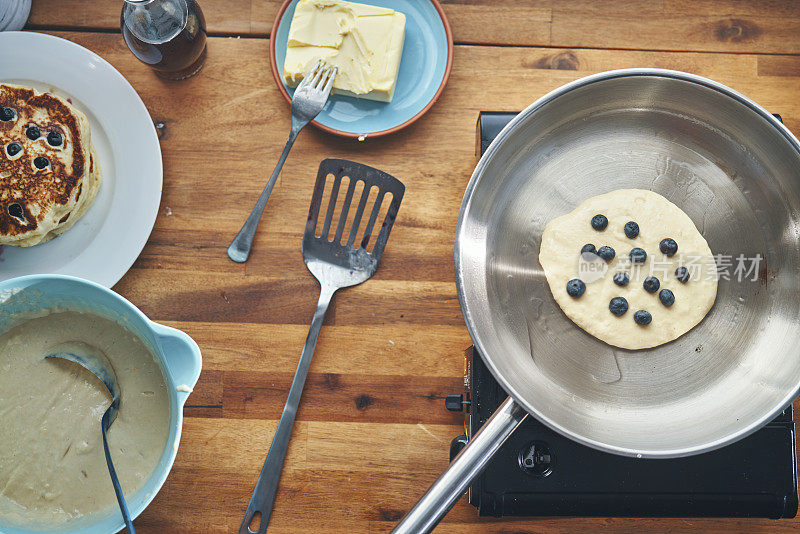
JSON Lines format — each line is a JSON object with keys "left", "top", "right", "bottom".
{"left": 13, "top": 0, "right": 800, "bottom": 529}
{"left": 26, "top": 0, "right": 800, "bottom": 53}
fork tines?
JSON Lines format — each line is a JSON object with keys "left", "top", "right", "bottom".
{"left": 297, "top": 60, "right": 338, "bottom": 93}
{"left": 306, "top": 158, "right": 405, "bottom": 260}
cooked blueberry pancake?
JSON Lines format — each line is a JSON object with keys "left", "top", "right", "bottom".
{"left": 0, "top": 83, "right": 101, "bottom": 247}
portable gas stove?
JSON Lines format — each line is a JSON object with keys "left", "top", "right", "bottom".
{"left": 441, "top": 112, "right": 799, "bottom": 519}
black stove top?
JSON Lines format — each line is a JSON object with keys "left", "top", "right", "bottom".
{"left": 441, "top": 112, "right": 800, "bottom": 519}
{"left": 447, "top": 347, "right": 797, "bottom": 518}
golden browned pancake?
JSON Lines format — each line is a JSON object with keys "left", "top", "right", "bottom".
{"left": 0, "top": 83, "right": 101, "bottom": 247}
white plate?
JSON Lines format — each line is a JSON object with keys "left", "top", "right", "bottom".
{"left": 0, "top": 31, "right": 162, "bottom": 288}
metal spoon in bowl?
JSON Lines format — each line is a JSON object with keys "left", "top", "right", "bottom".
{"left": 46, "top": 343, "right": 135, "bottom": 533}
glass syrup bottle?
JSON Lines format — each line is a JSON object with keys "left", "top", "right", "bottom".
{"left": 121, "top": 0, "right": 207, "bottom": 80}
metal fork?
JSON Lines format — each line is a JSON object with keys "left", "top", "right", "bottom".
{"left": 228, "top": 60, "right": 338, "bottom": 263}
{"left": 239, "top": 158, "right": 405, "bottom": 534}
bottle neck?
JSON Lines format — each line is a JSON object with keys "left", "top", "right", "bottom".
{"left": 123, "top": 0, "right": 188, "bottom": 45}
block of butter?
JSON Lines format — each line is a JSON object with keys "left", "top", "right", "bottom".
{"left": 283, "top": 0, "right": 406, "bottom": 102}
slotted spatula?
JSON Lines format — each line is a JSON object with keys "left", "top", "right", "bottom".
{"left": 239, "top": 158, "right": 405, "bottom": 534}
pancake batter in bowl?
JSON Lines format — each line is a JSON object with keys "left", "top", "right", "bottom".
{"left": 0, "top": 311, "right": 170, "bottom": 527}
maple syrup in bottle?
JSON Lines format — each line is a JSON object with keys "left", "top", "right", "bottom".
{"left": 121, "top": 0, "right": 207, "bottom": 80}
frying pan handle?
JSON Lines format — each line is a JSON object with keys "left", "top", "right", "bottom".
{"left": 393, "top": 396, "right": 528, "bottom": 533}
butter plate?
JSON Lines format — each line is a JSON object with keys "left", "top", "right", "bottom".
{"left": 270, "top": 0, "right": 453, "bottom": 139}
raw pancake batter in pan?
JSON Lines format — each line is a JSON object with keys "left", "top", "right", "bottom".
{"left": 539, "top": 189, "right": 718, "bottom": 350}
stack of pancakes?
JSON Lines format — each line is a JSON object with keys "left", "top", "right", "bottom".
{"left": 0, "top": 83, "right": 101, "bottom": 247}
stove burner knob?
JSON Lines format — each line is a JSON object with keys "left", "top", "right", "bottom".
{"left": 518, "top": 441, "right": 554, "bottom": 477}
{"left": 449, "top": 434, "right": 468, "bottom": 461}
{"left": 445, "top": 393, "right": 464, "bottom": 412}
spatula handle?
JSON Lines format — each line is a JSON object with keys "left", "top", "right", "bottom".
{"left": 239, "top": 283, "right": 336, "bottom": 534}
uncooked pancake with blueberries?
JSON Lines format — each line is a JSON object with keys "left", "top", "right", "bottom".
{"left": 539, "top": 189, "right": 718, "bottom": 350}
{"left": 0, "top": 83, "right": 101, "bottom": 247}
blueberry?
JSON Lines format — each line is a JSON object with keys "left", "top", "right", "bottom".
{"left": 624, "top": 221, "right": 639, "bottom": 239}
{"left": 634, "top": 310, "right": 652, "bottom": 325}
{"left": 6, "top": 142, "right": 21, "bottom": 157}
{"left": 659, "top": 289, "right": 675, "bottom": 307}
{"left": 33, "top": 156, "right": 49, "bottom": 169}
{"left": 675, "top": 266, "right": 690, "bottom": 283}
{"left": 591, "top": 214, "right": 608, "bottom": 231}
{"left": 580, "top": 243, "right": 596, "bottom": 255}
{"left": 643, "top": 276, "right": 660, "bottom": 293}
{"left": 597, "top": 245, "right": 615, "bottom": 262}
{"left": 26, "top": 126, "right": 41, "bottom": 140}
{"left": 0, "top": 107, "right": 14, "bottom": 121}
{"left": 566, "top": 278, "right": 586, "bottom": 298}
{"left": 629, "top": 247, "right": 647, "bottom": 264}
{"left": 8, "top": 203, "right": 23, "bottom": 219}
{"left": 609, "top": 297, "right": 628, "bottom": 316}
{"left": 47, "top": 131, "right": 63, "bottom": 146}
{"left": 612, "top": 272, "right": 630, "bottom": 287}
{"left": 659, "top": 238, "right": 678, "bottom": 257}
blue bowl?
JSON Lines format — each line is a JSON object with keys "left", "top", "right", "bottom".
{"left": 269, "top": 0, "right": 453, "bottom": 138}
{"left": 0, "top": 275, "right": 202, "bottom": 534}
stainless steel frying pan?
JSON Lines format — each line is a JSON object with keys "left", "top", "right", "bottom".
{"left": 394, "top": 69, "right": 800, "bottom": 533}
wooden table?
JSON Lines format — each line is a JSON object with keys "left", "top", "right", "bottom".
{"left": 24, "top": 1, "right": 800, "bottom": 532}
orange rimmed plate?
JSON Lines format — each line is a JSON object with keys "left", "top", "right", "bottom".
{"left": 269, "top": 0, "right": 453, "bottom": 139}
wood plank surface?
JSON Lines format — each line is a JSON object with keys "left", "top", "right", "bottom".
{"left": 11, "top": 0, "right": 800, "bottom": 530}
{"left": 26, "top": 0, "right": 800, "bottom": 53}
{"left": 28, "top": 28, "right": 800, "bottom": 532}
